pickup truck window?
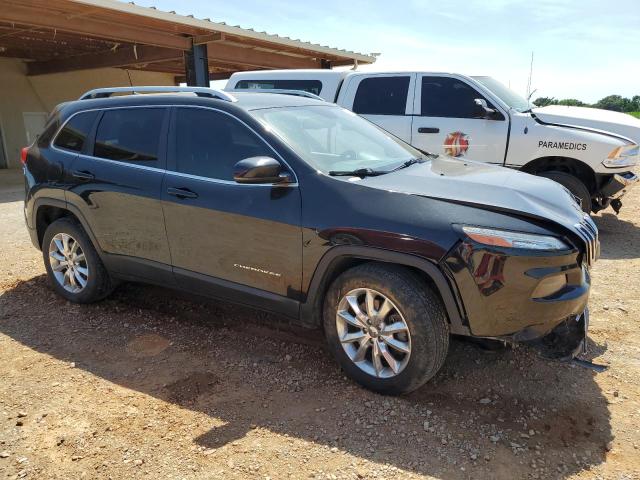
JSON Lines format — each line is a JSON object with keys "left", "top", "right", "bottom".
{"left": 251, "top": 105, "right": 418, "bottom": 174}
{"left": 472, "top": 76, "right": 531, "bottom": 112}
{"left": 234, "top": 79, "right": 322, "bottom": 96}
{"left": 174, "top": 108, "right": 273, "bottom": 180}
{"left": 421, "top": 76, "right": 493, "bottom": 119}
{"left": 53, "top": 111, "right": 98, "bottom": 152}
{"left": 353, "top": 76, "right": 410, "bottom": 116}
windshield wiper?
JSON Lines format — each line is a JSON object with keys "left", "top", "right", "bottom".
{"left": 328, "top": 168, "right": 386, "bottom": 178}
{"left": 388, "top": 157, "right": 424, "bottom": 172}
{"left": 329, "top": 158, "right": 425, "bottom": 178}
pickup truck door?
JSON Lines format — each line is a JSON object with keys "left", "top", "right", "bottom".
{"left": 411, "top": 74, "right": 509, "bottom": 164}
{"left": 339, "top": 73, "right": 416, "bottom": 143}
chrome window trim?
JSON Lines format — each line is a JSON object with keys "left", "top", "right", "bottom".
{"left": 163, "top": 170, "right": 297, "bottom": 187}
{"left": 50, "top": 105, "right": 171, "bottom": 158}
{"left": 75, "top": 152, "right": 166, "bottom": 174}
{"left": 50, "top": 104, "right": 299, "bottom": 187}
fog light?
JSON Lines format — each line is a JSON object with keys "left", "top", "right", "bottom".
{"left": 532, "top": 275, "right": 567, "bottom": 299}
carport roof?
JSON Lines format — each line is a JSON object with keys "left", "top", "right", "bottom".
{"left": 0, "top": 0, "right": 377, "bottom": 80}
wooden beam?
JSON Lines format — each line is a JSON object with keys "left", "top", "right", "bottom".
{"left": 0, "top": 3, "right": 191, "bottom": 50}
{"left": 26, "top": 45, "right": 183, "bottom": 75}
{"left": 193, "top": 32, "right": 225, "bottom": 45}
{"left": 331, "top": 59, "right": 356, "bottom": 67}
{"left": 207, "top": 44, "right": 320, "bottom": 69}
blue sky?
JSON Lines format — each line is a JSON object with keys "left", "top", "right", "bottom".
{"left": 132, "top": 0, "right": 639, "bottom": 103}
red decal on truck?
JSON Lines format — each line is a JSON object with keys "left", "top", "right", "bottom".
{"left": 444, "top": 132, "right": 469, "bottom": 157}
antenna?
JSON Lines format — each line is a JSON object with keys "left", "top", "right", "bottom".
{"left": 526, "top": 51, "right": 534, "bottom": 98}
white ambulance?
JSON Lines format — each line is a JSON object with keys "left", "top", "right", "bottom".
{"left": 226, "top": 70, "right": 639, "bottom": 213}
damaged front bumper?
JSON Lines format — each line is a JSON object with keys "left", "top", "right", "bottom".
{"left": 443, "top": 242, "right": 592, "bottom": 340}
{"left": 528, "top": 307, "right": 589, "bottom": 360}
{"left": 595, "top": 171, "right": 638, "bottom": 213}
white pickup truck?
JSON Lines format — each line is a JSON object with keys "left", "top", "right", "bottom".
{"left": 226, "top": 70, "right": 639, "bottom": 213}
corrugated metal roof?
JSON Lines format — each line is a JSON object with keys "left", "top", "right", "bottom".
{"left": 72, "top": 0, "right": 377, "bottom": 63}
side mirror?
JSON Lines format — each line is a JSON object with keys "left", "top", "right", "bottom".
{"left": 233, "top": 156, "right": 292, "bottom": 184}
{"left": 473, "top": 98, "right": 497, "bottom": 119}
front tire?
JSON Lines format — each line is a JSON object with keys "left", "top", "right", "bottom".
{"left": 42, "top": 217, "right": 114, "bottom": 303}
{"left": 323, "top": 263, "right": 449, "bottom": 395}
{"left": 538, "top": 171, "right": 592, "bottom": 213}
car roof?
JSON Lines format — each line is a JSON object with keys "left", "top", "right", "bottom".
{"left": 231, "top": 91, "right": 329, "bottom": 109}
{"left": 60, "top": 90, "right": 331, "bottom": 119}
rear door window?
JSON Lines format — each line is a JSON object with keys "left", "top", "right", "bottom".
{"left": 234, "top": 79, "right": 322, "bottom": 96}
{"left": 421, "top": 76, "right": 494, "bottom": 118}
{"left": 173, "top": 108, "right": 274, "bottom": 181}
{"left": 352, "top": 76, "right": 410, "bottom": 115}
{"left": 94, "top": 108, "right": 166, "bottom": 166}
{"left": 53, "top": 111, "right": 99, "bottom": 152}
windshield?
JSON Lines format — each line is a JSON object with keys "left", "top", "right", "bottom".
{"left": 250, "top": 105, "right": 421, "bottom": 174}
{"left": 472, "top": 76, "right": 531, "bottom": 112}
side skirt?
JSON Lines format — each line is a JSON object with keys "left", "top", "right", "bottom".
{"left": 172, "top": 267, "right": 300, "bottom": 320}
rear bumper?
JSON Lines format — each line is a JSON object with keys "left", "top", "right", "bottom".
{"left": 443, "top": 241, "right": 591, "bottom": 341}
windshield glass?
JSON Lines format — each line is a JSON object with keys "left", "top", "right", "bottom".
{"left": 250, "top": 105, "right": 421, "bottom": 174}
{"left": 472, "top": 76, "right": 531, "bottom": 112}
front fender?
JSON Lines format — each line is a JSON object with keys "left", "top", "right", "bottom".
{"left": 300, "top": 245, "right": 468, "bottom": 335}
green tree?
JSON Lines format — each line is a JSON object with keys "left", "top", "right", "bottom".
{"left": 533, "top": 96, "right": 557, "bottom": 107}
{"left": 556, "top": 98, "right": 588, "bottom": 107}
{"left": 594, "top": 95, "right": 626, "bottom": 112}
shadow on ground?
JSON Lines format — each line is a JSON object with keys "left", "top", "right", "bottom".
{"left": 0, "top": 276, "right": 612, "bottom": 478}
{"left": 593, "top": 212, "right": 640, "bottom": 260}
{"left": 0, "top": 189, "right": 23, "bottom": 204}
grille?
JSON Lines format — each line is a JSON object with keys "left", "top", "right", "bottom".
{"left": 574, "top": 217, "right": 599, "bottom": 266}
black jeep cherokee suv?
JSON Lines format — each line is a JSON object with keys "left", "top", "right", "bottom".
{"left": 23, "top": 86, "right": 598, "bottom": 394}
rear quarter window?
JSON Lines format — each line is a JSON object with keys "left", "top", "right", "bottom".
{"left": 52, "top": 111, "right": 99, "bottom": 152}
{"left": 352, "top": 76, "right": 410, "bottom": 116}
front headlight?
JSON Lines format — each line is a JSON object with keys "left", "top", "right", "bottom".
{"left": 461, "top": 226, "right": 570, "bottom": 251}
{"left": 602, "top": 144, "right": 639, "bottom": 168}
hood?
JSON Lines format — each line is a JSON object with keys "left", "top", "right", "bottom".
{"left": 360, "top": 156, "right": 585, "bottom": 227}
{"left": 532, "top": 105, "right": 640, "bottom": 144}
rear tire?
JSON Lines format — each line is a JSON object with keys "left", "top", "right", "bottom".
{"left": 42, "top": 217, "right": 114, "bottom": 303}
{"left": 323, "top": 263, "right": 449, "bottom": 395}
{"left": 538, "top": 171, "right": 592, "bottom": 213}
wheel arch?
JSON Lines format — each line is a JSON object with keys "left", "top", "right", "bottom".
{"left": 34, "top": 199, "right": 103, "bottom": 256}
{"left": 520, "top": 156, "right": 597, "bottom": 194}
{"left": 300, "top": 246, "right": 468, "bottom": 335}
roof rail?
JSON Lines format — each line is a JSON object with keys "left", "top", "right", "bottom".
{"left": 227, "top": 89, "right": 324, "bottom": 101}
{"left": 78, "top": 86, "right": 237, "bottom": 102}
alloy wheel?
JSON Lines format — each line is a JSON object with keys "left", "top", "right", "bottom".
{"left": 48, "top": 233, "right": 89, "bottom": 293}
{"left": 335, "top": 288, "right": 411, "bottom": 378}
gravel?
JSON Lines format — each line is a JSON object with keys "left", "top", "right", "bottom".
{"left": 0, "top": 170, "right": 639, "bottom": 479}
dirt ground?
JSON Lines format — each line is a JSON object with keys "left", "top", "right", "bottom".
{"left": 0, "top": 168, "right": 638, "bottom": 480}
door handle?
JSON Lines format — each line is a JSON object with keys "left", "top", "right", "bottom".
{"left": 167, "top": 187, "right": 198, "bottom": 199}
{"left": 418, "top": 127, "right": 440, "bottom": 134}
{"left": 72, "top": 170, "right": 95, "bottom": 181}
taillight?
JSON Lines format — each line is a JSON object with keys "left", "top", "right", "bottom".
{"left": 20, "top": 147, "right": 29, "bottom": 165}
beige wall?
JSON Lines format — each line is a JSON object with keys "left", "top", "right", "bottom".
{"left": 0, "top": 58, "right": 175, "bottom": 169}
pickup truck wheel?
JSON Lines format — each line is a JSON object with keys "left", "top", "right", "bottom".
{"left": 43, "top": 218, "right": 114, "bottom": 303}
{"left": 538, "top": 171, "right": 592, "bottom": 213}
{"left": 323, "top": 264, "right": 449, "bottom": 395}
